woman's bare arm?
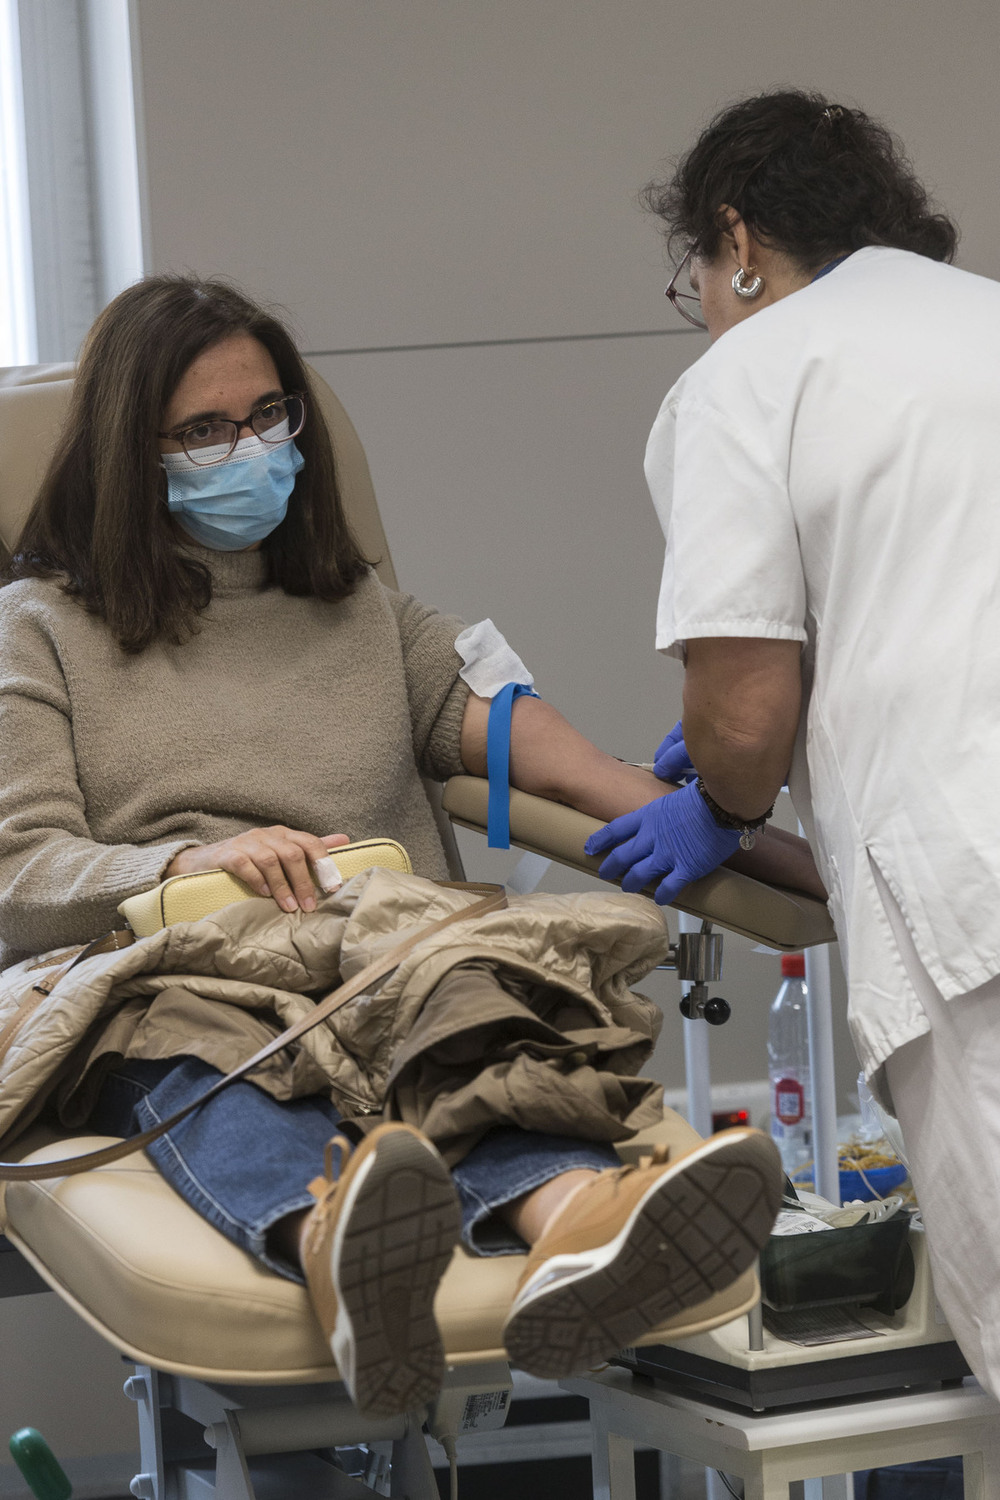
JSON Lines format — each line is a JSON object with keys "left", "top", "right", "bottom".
{"left": 722, "top": 824, "right": 826, "bottom": 898}
{"left": 459, "top": 693, "right": 826, "bottom": 899}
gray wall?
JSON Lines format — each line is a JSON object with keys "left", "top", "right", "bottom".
{"left": 125, "top": 0, "right": 1000, "bottom": 1105}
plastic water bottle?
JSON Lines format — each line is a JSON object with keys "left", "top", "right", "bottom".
{"left": 768, "top": 952, "right": 812, "bottom": 1182}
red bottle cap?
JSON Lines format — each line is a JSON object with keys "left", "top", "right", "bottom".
{"left": 781, "top": 952, "right": 806, "bottom": 978}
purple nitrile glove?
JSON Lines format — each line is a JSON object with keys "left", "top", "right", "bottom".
{"left": 584, "top": 779, "right": 742, "bottom": 906}
{"left": 652, "top": 720, "right": 696, "bottom": 784}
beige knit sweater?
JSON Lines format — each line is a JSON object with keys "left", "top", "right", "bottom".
{"left": 0, "top": 549, "right": 469, "bottom": 969}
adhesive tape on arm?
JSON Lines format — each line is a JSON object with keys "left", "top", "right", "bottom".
{"left": 312, "top": 855, "right": 344, "bottom": 894}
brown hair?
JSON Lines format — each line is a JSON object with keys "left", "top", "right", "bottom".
{"left": 6, "top": 274, "right": 370, "bottom": 652}
{"left": 643, "top": 89, "right": 958, "bottom": 271}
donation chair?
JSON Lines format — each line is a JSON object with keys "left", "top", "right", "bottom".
{"left": 0, "top": 364, "right": 835, "bottom": 1500}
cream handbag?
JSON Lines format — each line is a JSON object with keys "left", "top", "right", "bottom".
{"left": 117, "top": 838, "right": 413, "bottom": 938}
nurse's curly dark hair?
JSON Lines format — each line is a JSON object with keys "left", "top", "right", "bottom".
{"left": 643, "top": 89, "right": 958, "bottom": 270}
{"left": 6, "top": 275, "right": 371, "bottom": 653}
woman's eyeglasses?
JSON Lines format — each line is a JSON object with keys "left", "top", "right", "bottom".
{"left": 159, "top": 393, "right": 306, "bottom": 466}
{"left": 664, "top": 244, "right": 708, "bottom": 330}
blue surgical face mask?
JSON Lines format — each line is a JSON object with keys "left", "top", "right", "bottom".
{"left": 161, "top": 428, "right": 305, "bottom": 551}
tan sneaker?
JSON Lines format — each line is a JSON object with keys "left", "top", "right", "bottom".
{"left": 301, "top": 1123, "right": 461, "bottom": 1416}
{"left": 502, "top": 1128, "right": 782, "bottom": 1379}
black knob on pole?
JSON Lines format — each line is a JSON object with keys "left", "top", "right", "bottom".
{"left": 702, "top": 996, "right": 732, "bottom": 1026}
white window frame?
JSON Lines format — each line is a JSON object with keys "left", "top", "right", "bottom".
{"left": 0, "top": 0, "right": 36, "bottom": 365}
{"left": 3, "top": 0, "right": 147, "bottom": 367}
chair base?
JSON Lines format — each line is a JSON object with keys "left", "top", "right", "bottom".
{"left": 124, "top": 1363, "right": 449, "bottom": 1499}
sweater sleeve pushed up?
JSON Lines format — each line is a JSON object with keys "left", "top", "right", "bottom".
{"left": 385, "top": 589, "right": 470, "bottom": 782}
{"left": 0, "top": 594, "right": 194, "bottom": 960}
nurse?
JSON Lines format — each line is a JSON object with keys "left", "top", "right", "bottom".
{"left": 587, "top": 89, "right": 1000, "bottom": 1395}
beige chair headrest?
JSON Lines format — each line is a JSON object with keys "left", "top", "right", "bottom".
{"left": 0, "top": 364, "right": 75, "bottom": 555}
{"left": 0, "top": 362, "right": 397, "bottom": 588}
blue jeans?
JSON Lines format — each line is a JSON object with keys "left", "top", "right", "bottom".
{"left": 88, "top": 1058, "right": 619, "bottom": 1282}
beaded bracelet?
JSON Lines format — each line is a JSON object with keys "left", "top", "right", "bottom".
{"left": 696, "top": 777, "right": 774, "bottom": 851}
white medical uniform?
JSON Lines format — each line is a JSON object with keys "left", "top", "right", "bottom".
{"left": 645, "top": 246, "right": 1000, "bottom": 1392}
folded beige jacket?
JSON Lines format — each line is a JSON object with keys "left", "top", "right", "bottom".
{"left": 0, "top": 869, "right": 672, "bottom": 1162}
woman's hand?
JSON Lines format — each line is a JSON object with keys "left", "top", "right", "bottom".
{"left": 165, "top": 828, "right": 351, "bottom": 913}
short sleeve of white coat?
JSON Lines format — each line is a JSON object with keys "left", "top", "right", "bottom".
{"left": 645, "top": 386, "right": 808, "bottom": 659}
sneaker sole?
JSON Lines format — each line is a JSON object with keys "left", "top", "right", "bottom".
{"left": 330, "top": 1129, "right": 461, "bottom": 1416}
{"left": 503, "top": 1131, "right": 781, "bottom": 1379}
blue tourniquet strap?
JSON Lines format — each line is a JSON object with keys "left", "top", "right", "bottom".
{"left": 487, "top": 682, "right": 538, "bottom": 848}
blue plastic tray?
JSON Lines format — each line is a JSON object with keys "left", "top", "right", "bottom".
{"left": 839, "top": 1161, "right": 908, "bottom": 1202}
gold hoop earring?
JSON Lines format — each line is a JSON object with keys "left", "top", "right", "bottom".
{"left": 732, "top": 267, "right": 765, "bottom": 300}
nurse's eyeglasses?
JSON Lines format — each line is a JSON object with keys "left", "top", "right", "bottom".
{"left": 665, "top": 150, "right": 772, "bottom": 332}
{"left": 665, "top": 243, "right": 708, "bottom": 331}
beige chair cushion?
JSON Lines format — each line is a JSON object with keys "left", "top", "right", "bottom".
{"left": 443, "top": 776, "right": 836, "bottom": 952}
{"left": 3, "top": 1114, "right": 758, "bottom": 1385}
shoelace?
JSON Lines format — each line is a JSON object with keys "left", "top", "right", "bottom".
{"left": 635, "top": 1144, "right": 672, "bottom": 1172}
{"left": 303, "top": 1134, "right": 354, "bottom": 1257}
{"left": 600, "top": 1142, "right": 673, "bottom": 1189}
{"left": 552, "top": 1143, "right": 674, "bottom": 1222}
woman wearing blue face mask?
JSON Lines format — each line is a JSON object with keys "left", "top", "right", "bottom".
{"left": 0, "top": 275, "right": 817, "bottom": 1418}
{"left": 159, "top": 389, "right": 305, "bottom": 552}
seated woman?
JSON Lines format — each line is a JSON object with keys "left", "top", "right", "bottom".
{"left": 0, "top": 276, "right": 812, "bottom": 1418}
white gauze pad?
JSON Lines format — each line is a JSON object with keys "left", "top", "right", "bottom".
{"left": 455, "top": 619, "right": 534, "bottom": 698}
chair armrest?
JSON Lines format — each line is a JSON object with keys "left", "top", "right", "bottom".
{"left": 441, "top": 775, "right": 836, "bottom": 952}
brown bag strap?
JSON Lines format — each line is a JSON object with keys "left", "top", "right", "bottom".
{"left": 0, "top": 883, "right": 506, "bottom": 1182}
{"left": 0, "top": 929, "right": 136, "bottom": 1072}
